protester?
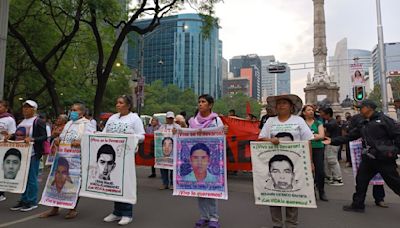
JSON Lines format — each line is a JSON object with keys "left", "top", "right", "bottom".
{"left": 39, "top": 103, "right": 95, "bottom": 219}
{"left": 145, "top": 116, "right": 160, "bottom": 178}
{"left": 258, "top": 94, "right": 313, "bottom": 228}
{"left": 189, "top": 94, "right": 227, "bottom": 228}
{"left": 259, "top": 106, "right": 276, "bottom": 130}
{"left": 9, "top": 100, "right": 47, "bottom": 212}
{"left": 301, "top": 104, "right": 328, "bottom": 201}
{"left": 342, "top": 112, "right": 352, "bottom": 167}
{"left": 175, "top": 114, "right": 188, "bottom": 128}
{"left": 51, "top": 114, "right": 68, "bottom": 140}
{"left": 158, "top": 111, "right": 181, "bottom": 190}
{"left": 319, "top": 107, "right": 343, "bottom": 186}
{"left": 323, "top": 99, "right": 400, "bottom": 212}
{"left": 228, "top": 109, "right": 237, "bottom": 117}
{"left": 0, "top": 100, "right": 16, "bottom": 202}
{"left": 102, "top": 95, "right": 145, "bottom": 225}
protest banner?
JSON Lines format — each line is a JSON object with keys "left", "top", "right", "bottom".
{"left": 0, "top": 142, "right": 32, "bottom": 193}
{"left": 80, "top": 133, "right": 138, "bottom": 204}
{"left": 350, "top": 139, "right": 384, "bottom": 185}
{"left": 135, "top": 117, "right": 259, "bottom": 171}
{"left": 251, "top": 141, "right": 316, "bottom": 208}
{"left": 173, "top": 127, "right": 227, "bottom": 200}
{"left": 154, "top": 131, "right": 174, "bottom": 170}
{"left": 45, "top": 141, "right": 58, "bottom": 166}
{"left": 40, "top": 143, "right": 81, "bottom": 209}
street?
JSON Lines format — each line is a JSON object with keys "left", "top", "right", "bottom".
{"left": 0, "top": 163, "right": 399, "bottom": 228}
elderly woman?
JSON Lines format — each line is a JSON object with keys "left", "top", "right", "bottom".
{"left": 258, "top": 94, "right": 313, "bottom": 228}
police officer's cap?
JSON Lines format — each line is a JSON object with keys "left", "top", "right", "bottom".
{"left": 356, "top": 99, "right": 377, "bottom": 110}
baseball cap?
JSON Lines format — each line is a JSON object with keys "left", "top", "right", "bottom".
{"left": 356, "top": 99, "right": 377, "bottom": 110}
{"left": 166, "top": 111, "right": 175, "bottom": 118}
{"left": 23, "top": 100, "right": 38, "bottom": 109}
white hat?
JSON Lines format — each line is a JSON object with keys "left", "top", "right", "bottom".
{"left": 23, "top": 100, "right": 38, "bottom": 109}
{"left": 267, "top": 94, "right": 303, "bottom": 114}
{"left": 166, "top": 111, "right": 175, "bottom": 118}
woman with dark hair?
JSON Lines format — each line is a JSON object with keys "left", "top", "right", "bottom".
{"left": 258, "top": 94, "right": 314, "bottom": 228}
{"left": 189, "top": 94, "right": 226, "bottom": 228}
{"left": 0, "top": 100, "right": 16, "bottom": 201}
{"left": 102, "top": 95, "right": 145, "bottom": 226}
{"left": 301, "top": 104, "right": 327, "bottom": 201}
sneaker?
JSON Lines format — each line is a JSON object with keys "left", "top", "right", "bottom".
{"left": 118, "top": 216, "right": 133, "bottom": 225}
{"left": 0, "top": 195, "right": 6, "bottom": 202}
{"left": 10, "top": 201, "right": 25, "bottom": 211}
{"left": 375, "top": 201, "right": 389, "bottom": 208}
{"left": 343, "top": 205, "right": 365, "bottom": 213}
{"left": 103, "top": 213, "right": 121, "bottom": 222}
{"left": 330, "top": 179, "right": 344, "bottom": 186}
{"left": 324, "top": 177, "right": 332, "bottom": 184}
{"left": 20, "top": 204, "right": 38, "bottom": 212}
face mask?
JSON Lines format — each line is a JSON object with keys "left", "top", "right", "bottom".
{"left": 69, "top": 111, "right": 79, "bottom": 121}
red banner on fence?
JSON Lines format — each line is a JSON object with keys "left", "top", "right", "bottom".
{"left": 135, "top": 116, "right": 260, "bottom": 171}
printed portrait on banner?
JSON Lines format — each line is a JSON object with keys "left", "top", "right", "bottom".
{"left": 154, "top": 131, "right": 175, "bottom": 169}
{"left": 173, "top": 128, "right": 227, "bottom": 200}
{"left": 80, "top": 133, "right": 138, "bottom": 204}
{"left": 0, "top": 142, "right": 32, "bottom": 193}
{"left": 251, "top": 141, "right": 316, "bottom": 208}
{"left": 40, "top": 145, "right": 81, "bottom": 209}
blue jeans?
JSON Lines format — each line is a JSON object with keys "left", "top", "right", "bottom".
{"left": 198, "top": 198, "right": 218, "bottom": 221}
{"left": 160, "top": 169, "right": 172, "bottom": 186}
{"left": 21, "top": 156, "right": 40, "bottom": 205}
{"left": 113, "top": 202, "right": 133, "bottom": 217}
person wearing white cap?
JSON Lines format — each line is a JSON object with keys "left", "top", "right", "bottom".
{"left": 9, "top": 100, "right": 48, "bottom": 212}
{"left": 158, "top": 111, "right": 181, "bottom": 190}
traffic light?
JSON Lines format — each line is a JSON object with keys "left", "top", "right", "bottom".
{"left": 353, "top": 86, "right": 365, "bottom": 101}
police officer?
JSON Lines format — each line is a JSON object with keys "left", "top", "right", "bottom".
{"left": 323, "top": 99, "right": 400, "bottom": 212}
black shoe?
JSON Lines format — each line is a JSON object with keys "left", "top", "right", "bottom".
{"left": 342, "top": 205, "right": 365, "bottom": 213}
{"left": 148, "top": 174, "right": 156, "bottom": 178}
{"left": 20, "top": 204, "right": 38, "bottom": 212}
{"left": 319, "top": 192, "right": 328, "bottom": 201}
{"left": 10, "top": 201, "right": 25, "bottom": 211}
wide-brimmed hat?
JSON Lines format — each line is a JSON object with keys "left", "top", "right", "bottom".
{"left": 267, "top": 94, "right": 303, "bottom": 114}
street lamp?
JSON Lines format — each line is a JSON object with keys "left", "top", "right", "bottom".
{"left": 134, "top": 24, "right": 188, "bottom": 115}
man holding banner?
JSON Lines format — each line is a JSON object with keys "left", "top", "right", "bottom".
{"left": 8, "top": 100, "right": 47, "bottom": 212}
{"left": 39, "top": 102, "right": 95, "bottom": 219}
{"left": 157, "top": 111, "right": 180, "bottom": 190}
{"left": 257, "top": 94, "right": 314, "bottom": 228}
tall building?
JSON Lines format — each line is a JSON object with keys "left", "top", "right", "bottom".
{"left": 127, "top": 14, "right": 221, "bottom": 98}
{"left": 372, "top": 42, "right": 400, "bottom": 85}
{"left": 228, "top": 55, "right": 262, "bottom": 100}
{"left": 221, "top": 57, "right": 228, "bottom": 80}
{"left": 260, "top": 55, "right": 290, "bottom": 97}
{"left": 330, "top": 38, "right": 372, "bottom": 102}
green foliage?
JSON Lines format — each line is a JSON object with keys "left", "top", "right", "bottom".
{"left": 141, "top": 80, "right": 197, "bottom": 116}
{"left": 367, "top": 86, "right": 382, "bottom": 110}
{"left": 213, "top": 93, "right": 262, "bottom": 118}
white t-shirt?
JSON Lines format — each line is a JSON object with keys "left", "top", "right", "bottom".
{"left": 103, "top": 112, "right": 145, "bottom": 143}
{"left": 60, "top": 117, "right": 96, "bottom": 144}
{"left": 17, "top": 116, "right": 37, "bottom": 155}
{"left": 0, "top": 116, "right": 16, "bottom": 139}
{"left": 259, "top": 115, "right": 314, "bottom": 141}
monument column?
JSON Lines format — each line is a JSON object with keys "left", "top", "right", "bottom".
{"left": 313, "top": 0, "right": 328, "bottom": 75}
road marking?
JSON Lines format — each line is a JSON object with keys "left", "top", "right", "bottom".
{"left": 0, "top": 209, "right": 64, "bottom": 228}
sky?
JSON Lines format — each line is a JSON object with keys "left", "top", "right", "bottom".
{"left": 212, "top": 0, "right": 400, "bottom": 100}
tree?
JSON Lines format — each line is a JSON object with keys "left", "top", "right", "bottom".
{"left": 141, "top": 80, "right": 197, "bottom": 116}
{"left": 8, "top": 0, "right": 84, "bottom": 114}
{"left": 213, "top": 93, "right": 262, "bottom": 118}
{"left": 367, "top": 86, "right": 383, "bottom": 110}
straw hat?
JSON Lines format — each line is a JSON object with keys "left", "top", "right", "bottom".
{"left": 267, "top": 94, "right": 303, "bottom": 115}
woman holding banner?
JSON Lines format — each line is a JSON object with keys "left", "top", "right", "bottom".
{"left": 189, "top": 94, "right": 226, "bottom": 228}
{"left": 102, "top": 95, "right": 145, "bottom": 226}
{"left": 258, "top": 94, "right": 313, "bottom": 228}
{"left": 301, "top": 104, "right": 328, "bottom": 201}
{"left": 0, "top": 100, "right": 16, "bottom": 202}
{"left": 39, "top": 102, "right": 95, "bottom": 219}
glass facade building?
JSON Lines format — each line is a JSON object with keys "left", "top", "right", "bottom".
{"left": 372, "top": 42, "right": 400, "bottom": 86}
{"left": 127, "top": 14, "right": 221, "bottom": 98}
